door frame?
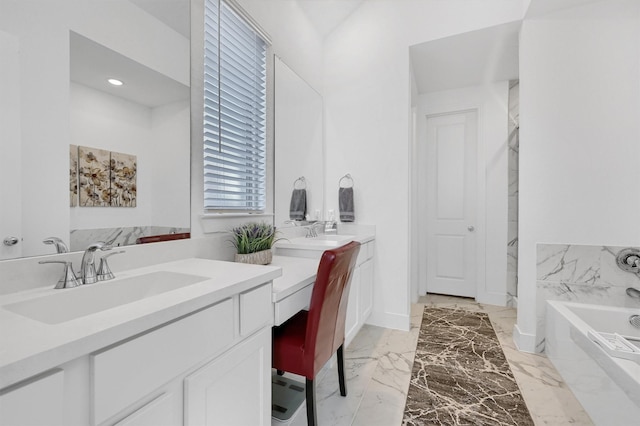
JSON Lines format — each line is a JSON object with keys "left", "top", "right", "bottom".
{"left": 416, "top": 104, "right": 487, "bottom": 300}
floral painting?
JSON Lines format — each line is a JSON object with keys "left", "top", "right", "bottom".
{"left": 110, "top": 151, "right": 137, "bottom": 207}
{"left": 70, "top": 145, "right": 78, "bottom": 207}
{"left": 78, "top": 146, "right": 110, "bottom": 207}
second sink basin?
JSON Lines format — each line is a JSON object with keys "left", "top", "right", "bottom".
{"left": 312, "top": 234, "right": 356, "bottom": 242}
{"left": 4, "top": 271, "right": 209, "bottom": 324}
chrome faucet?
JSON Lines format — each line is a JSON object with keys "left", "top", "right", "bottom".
{"left": 306, "top": 222, "right": 324, "bottom": 238}
{"left": 80, "top": 242, "right": 111, "bottom": 284}
{"left": 42, "top": 237, "right": 69, "bottom": 253}
{"left": 617, "top": 248, "right": 640, "bottom": 300}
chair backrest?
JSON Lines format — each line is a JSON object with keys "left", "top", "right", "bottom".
{"left": 304, "top": 241, "right": 361, "bottom": 376}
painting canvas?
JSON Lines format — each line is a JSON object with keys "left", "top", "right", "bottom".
{"left": 110, "top": 151, "right": 137, "bottom": 207}
{"left": 78, "top": 146, "right": 110, "bottom": 207}
{"left": 70, "top": 145, "right": 78, "bottom": 207}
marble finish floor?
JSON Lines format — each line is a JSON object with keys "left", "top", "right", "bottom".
{"left": 274, "top": 294, "right": 593, "bottom": 425}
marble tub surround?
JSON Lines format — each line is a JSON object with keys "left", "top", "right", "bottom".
{"left": 403, "top": 307, "right": 533, "bottom": 425}
{"left": 545, "top": 301, "right": 640, "bottom": 425}
{"left": 70, "top": 225, "right": 190, "bottom": 251}
{"left": 0, "top": 257, "right": 281, "bottom": 388}
{"left": 535, "top": 244, "right": 640, "bottom": 350}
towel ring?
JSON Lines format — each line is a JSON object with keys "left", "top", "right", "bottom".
{"left": 339, "top": 174, "right": 354, "bottom": 188}
{"left": 293, "top": 176, "right": 306, "bottom": 190}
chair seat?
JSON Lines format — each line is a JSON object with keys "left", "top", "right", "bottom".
{"left": 273, "top": 310, "right": 309, "bottom": 377}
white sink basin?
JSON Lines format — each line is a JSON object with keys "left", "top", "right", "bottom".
{"left": 312, "top": 234, "right": 356, "bottom": 242}
{"left": 4, "top": 271, "right": 209, "bottom": 324}
{"left": 275, "top": 235, "right": 357, "bottom": 250}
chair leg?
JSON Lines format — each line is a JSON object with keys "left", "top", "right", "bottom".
{"left": 305, "top": 378, "right": 317, "bottom": 426}
{"left": 337, "top": 344, "right": 347, "bottom": 397}
{"left": 276, "top": 369, "right": 284, "bottom": 376}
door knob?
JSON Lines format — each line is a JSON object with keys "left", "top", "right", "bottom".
{"left": 467, "top": 226, "right": 475, "bottom": 232}
{"left": 3, "top": 236, "right": 19, "bottom": 246}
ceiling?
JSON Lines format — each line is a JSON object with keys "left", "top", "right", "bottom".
{"left": 410, "top": 21, "right": 521, "bottom": 94}
{"left": 70, "top": 32, "right": 189, "bottom": 108}
{"left": 297, "top": 0, "right": 364, "bottom": 38}
{"left": 130, "top": 0, "right": 190, "bottom": 39}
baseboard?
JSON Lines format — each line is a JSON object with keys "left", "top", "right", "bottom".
{"left": 366, "top": 310, "right": 410, "bottom": 332}
{"left": 512, "top": 323, "right": 538, "bottom": 353}
{"left": 476, "top": 291, "right": 508, "bottom": 307}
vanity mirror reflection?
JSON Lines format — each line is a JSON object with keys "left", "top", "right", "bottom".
{"left": 0, "top": 0, "right": 190, "bottom": 260}
{"left": 274, "top": 56, "right": 324, "bottom": 229}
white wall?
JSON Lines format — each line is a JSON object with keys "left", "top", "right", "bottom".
{"left": 417, "top": 82, "right": 510, "bottom": 306}
{"left": 69, "top": 84, "right": 189, "bottom": 231}
{"left": 516, "top": 0, "right": 640, "bottom": 351}
{"left": 151, "top": 101, "right": 191, "bottom": 228}
{"left": 0, "top": 30, "right": 23, "bottom": 260}
{"left": 323, "top": 1, "right": 525, "bottom": 330}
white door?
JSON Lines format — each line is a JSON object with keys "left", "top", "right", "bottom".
{"left": 425, "top": 111, "right": 477, "bottom": 298}
{"left": 0, "top": 30, "right": 23, "bottom": 260}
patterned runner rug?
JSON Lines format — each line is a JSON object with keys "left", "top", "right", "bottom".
{"left": 403, "top": 307, "right": 534, "bottom": 426}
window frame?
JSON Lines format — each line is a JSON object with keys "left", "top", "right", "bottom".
{"left": 202, "top": 0, "right": 271, "bottom": 214}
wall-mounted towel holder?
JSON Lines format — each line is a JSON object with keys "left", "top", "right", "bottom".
{"left": 293, "top": 176, "right": 306, "bottom": 189}
{"left": 339, "top": 174, "right": 354, "bottom": 188}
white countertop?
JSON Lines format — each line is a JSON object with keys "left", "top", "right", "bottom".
{"left": 0, "top": 258, "right": 281, "bottom": 388}
{"left": 270, "top": 255, "right": 318, "bottom": 302}
{"left": 274, "top": 233, "right": 375, "bottom": 251}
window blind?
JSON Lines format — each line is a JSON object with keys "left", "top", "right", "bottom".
{"left": 203, "top": 0, "right": 267, "bottom": 211}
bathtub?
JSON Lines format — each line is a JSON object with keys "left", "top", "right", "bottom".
{"left": 545, "top": 301, "right": 640, "bottom": 426}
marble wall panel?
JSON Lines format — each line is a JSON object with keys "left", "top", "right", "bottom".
{"left": 70, "top": 226, "right": 189, "bottom": 251}
{"left": 506, "top": 81, "right": 520, "bottom": 308}
{"left": 535, "top": 243, "right": 640, "bottom": 350}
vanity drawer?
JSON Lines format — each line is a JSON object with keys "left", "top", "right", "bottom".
{"left": 0, "top": 369, "right": 64, "bottom": 426}
{"left": 240, "top": 283, "right": 272, "bottom": 336}
{"left": 273, "top": 282, "right": 313, "bottom": 326}
{"left": 91, "top": 298, "right": 234, "bottom": 425}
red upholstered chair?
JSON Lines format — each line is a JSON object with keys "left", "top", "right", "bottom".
{"left": 272, "top": 241, "right": 361, "bottom": 426}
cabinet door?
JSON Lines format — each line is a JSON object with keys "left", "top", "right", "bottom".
{"left": 344, "top": 266, "right": 360, "bottom": 346}
{"left": 114, "top": 393, "right": 180, "bottom": 426}
{"left": 359, "top": 259, "right": 373, "bottom": 321}
{"left": 0, "top": 369, "right": 64, "bottom": 426}
{"left": 184, "top": 327, "right": 271, "bottom": 426}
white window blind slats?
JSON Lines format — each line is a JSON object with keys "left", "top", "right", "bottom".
{"left": 203, "top": 0, "right": 267, "bottom": 211}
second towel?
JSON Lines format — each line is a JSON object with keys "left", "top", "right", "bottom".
{"left": 339, "top": 187, "right": 354, "bottom": 222}
{"left": 289, "top": 188, "right": 307, "bottom": 220}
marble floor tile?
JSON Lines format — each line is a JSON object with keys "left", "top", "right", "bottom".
{"left": 273, "top": 295, "right": 593, "bottom": 426}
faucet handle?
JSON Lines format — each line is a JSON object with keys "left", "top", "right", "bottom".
{"left": 97, "top": 250, "right": 125, "bottom": 281}
{"left": 39, "top": 260, "right": 81, "bottom": 289}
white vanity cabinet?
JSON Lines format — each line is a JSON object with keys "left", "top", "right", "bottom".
{"left": 94, "top": 283, "right": 273, "bottom": 426}
{"left": 0, "top": 369, "right": 65, "bottom": 426}
{"left": 345, "top": 241, "right": 374, "bottom": 346}
{"left": 274, "top": 238, "right": 375, "bottom": 347}
{"left": 0, "top": 259, "right": 279, "bottom": 426}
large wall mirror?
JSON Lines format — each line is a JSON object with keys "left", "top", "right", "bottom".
{"left": 274, "top": 56, "right": 324, "bottom": 229}
{"left": 0, "top": 0, "right": 190, "bottom": 260}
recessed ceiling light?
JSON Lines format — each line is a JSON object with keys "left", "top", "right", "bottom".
{"left": 107, "top": 78, "right": 124, "bottom": 86}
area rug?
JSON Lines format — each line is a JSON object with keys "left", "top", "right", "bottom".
{"left": 402, "top": 307, "right": 534, "bottom": 426}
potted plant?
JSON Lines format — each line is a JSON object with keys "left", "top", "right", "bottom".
{"left": 230, "top": 222, "right": 279, "bottom": 265}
